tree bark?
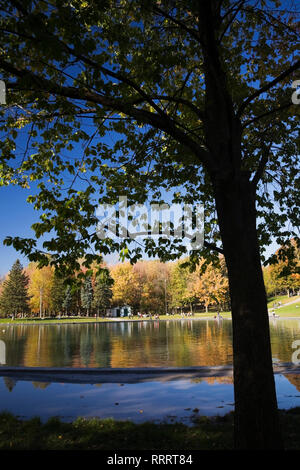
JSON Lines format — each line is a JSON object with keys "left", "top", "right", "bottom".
{"left": 213, "top": 171, "right": 283, "bottom": 449}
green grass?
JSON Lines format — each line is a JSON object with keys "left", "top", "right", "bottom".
{"left": 267, "top": 295, "right": 293, "bottom": 307}
{"left": 193, "top": 311, "right": 232, "bottom": 319}
{"left": 266, "top": 294, "right": 300, "bottom": 317}
{"left": 270, "top": 303, "right": 300, "bottom": 317}
{"left": 0, "top": 410, "right": 300, "bottom": 450}
{"left": 0, "top": 412, "right": 234, "bottom": 450}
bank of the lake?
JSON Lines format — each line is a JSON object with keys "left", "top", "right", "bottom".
{"left": 0, "top": 312, "right": 232, "bottom": 325}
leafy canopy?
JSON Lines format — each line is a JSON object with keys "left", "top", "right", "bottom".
{"left": 0, "top": 0, "right": 299, "bottom": 274}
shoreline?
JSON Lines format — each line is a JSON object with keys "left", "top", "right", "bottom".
{"left": 0, "top": 315, "right": 232, "bottom": 325}
{"left": 1, "top": 315, "right": 300, "bottom": 325}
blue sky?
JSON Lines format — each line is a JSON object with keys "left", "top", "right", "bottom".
{"left": 0, "top": 185, "right": 39, "bottom": 274}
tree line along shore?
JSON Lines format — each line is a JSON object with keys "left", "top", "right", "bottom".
{"left": 0, "top": 246, "right": 299, "bottom": 320}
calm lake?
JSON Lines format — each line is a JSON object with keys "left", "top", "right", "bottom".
{"left": 0, "top": 318, "right": 300, "bottom": 368}
{"left": 0, "top": 319, "right": 300, "bottom": 423}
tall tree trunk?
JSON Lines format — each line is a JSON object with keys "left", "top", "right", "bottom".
{"left": 213, "top": 171, "right": 283, "bottom": 449}
{"left": 39, "top": 287, "right": 43, "bottom": 319}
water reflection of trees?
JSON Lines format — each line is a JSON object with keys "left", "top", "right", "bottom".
{"left": 284, "top": 374, "right": 300, "bottom": 393}
{"left": 0, "top": 320, "right": 233, "bottom": 368}
{"left": 269, "top": 320, "right": 300, "bottom": 363}
{"left": 3, "top": 376, "right": 17, "bottom": 391}
{"left": 192, "top": 376, "right": 233, "bottom": 385}
{"left": 0, "top": 320, "right": 299, "bottom": 388}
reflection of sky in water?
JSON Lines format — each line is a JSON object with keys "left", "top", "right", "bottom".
{"left": 275, "top": 374, "right": 300, "bottom": 410}
{"left": 0, "top": 374, "right": 299, "bottom": 425}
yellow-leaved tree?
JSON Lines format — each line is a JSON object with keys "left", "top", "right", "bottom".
{"left": 192, "top": 258, "right": 229, "bottom": 312}
{"left": 110, "top": 262, "right": 141, "bottom": 312}
{"left": 27, "top": 263, "right": 54, "bottom": 317}
{"left": 134, "top": 260, "right": 170, "bottom": 314}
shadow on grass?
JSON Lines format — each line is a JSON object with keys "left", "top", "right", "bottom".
{"left": 0, "top": 412, "right": 233, "bottom": 450}
{"left": 0, "top": 409, "right": 299, "bottom": 450}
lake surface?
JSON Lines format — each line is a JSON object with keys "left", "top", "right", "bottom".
{"left": 0, "top": 318, "right": 300, "bottom": 368}
{"left": 0, "top": 319, "right": 300, "bottom": 423}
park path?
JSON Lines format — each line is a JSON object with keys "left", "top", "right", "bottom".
{"left": 278, "top": 296, "right": 300, "bottom": 308}
{"left": 269, "top": 296, "right": 300, "bottom": 311}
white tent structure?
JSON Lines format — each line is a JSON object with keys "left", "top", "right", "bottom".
{"left": 106, "top": 305, "right": 132, "bottom": 318}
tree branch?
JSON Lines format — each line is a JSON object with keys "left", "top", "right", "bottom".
{"left": 153, "top": 5, "right": 202, "bottom": 44}
{"left": 1, "top": 58, "right": 214, "bottom": 170}
{"left": 238, "top": 59, "right": 300, "bottom": 116}
{"left": 9, "top": 0, "right": 29, "bottom": 16}
{"left": 218, "top": 0, "right": 245, "bottom": 44}
{"left": 152, "top": 95, "right": 205, "bottom": 121}
{"left": 1, "top": 19, "right": 170, "bottom": 121}
{"left": 204, "top": 241, "right": 224, "bottom": 255}
{"left": 1, "top": 24, "right": 206, "bottom": 138}
{"left": 251, "top": 142, "right": 272, "bottom": 188}
{"left": 242, "top": 101, "right": 294, "bottom": 128}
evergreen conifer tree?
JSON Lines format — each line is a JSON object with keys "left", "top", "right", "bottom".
{"left": 93, "top": 270, "right": 113, "bottom": 317}
{"left": 62, "top": 285, "right": 73, "bottom": 316}
{"left": 80, "top": 277, "right": 93, "bottom": 317}
{"left": 0, "top": 260, "right": 30, "bottom": 317}
{"left": 50, "top": 275, "right": 66, "bottom": 315}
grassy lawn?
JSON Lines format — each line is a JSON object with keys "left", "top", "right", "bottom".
{"left": 0, "top": 412, "right": 233, "bottom": 450}
{"left": 267, "top": 295, "right": 294, "bottom": 307}
{"left": 267, "top": 295, "right": 300, "bottom": 317}
{"left": 270, "top": 303, "right": 300, "bottom": 317}
{"left": 0, "top": 410, "right": 299, "bottom": 450}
